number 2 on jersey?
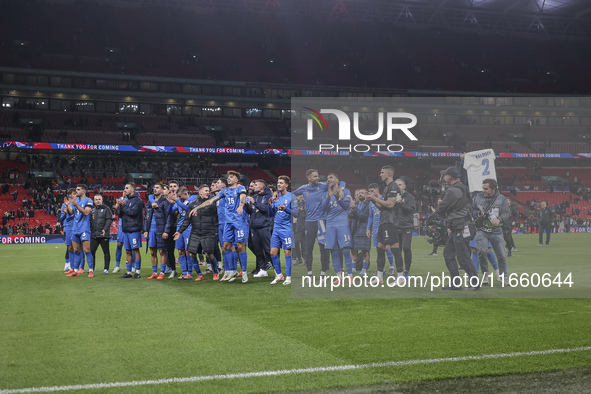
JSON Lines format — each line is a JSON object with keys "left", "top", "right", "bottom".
{"left": 481, "top": 159, "right": 490, "bottom": 176}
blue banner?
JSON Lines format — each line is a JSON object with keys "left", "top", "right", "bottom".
{"left": 2, "top": 141, "right": 591, "bottom": 158}
{"left": 0, "top": 235, "right": 66, "bottom": 245}
{"left": 0, "top": 141, "right": 288, "bottom": 155}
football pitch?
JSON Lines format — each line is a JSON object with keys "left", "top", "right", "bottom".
{"left": 1, "top": 234, "right": 590, "bottom": 393}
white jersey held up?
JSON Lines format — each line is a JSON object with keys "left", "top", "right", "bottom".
{"left": 463, "top": 149, "right": 497, "bottom": 192}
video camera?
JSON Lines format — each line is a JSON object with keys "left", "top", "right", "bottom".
{"left": 424, "top": 212, "right": 449, "bottom": 246}
{"left": 422, "top": 180, "right": 447, "bottom": 196}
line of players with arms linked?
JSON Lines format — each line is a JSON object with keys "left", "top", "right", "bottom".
{"left": 58, "top": 164, "right": 417, "bottom": 287}
{"left": 59, "top": 170, "right": 294, "bottom": 284}
{"left": 58, "top": 160, "right": 514, "bottom": 290}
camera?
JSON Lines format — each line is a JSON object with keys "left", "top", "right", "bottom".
{"left": 423, "top": 180, "right": 447, "bottom": 195}
{"left": 425, "top": 213, "right": 448, "bottom": 246}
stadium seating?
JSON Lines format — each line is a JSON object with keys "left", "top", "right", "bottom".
{"left": 0, "top": 185, "right": 59, "bottom": 232}
{"left": 0, "top": 160, "right": 29, "bottom": 173}
{"left": 504, "top": 191, "right": 591, "bottom": 217}
{"left": 213, "top": 165, "right": 275, "bottom": 184}
{"left": 1, "top": 2, "right": 590, "bottom": 93}
{"left": 0, "top": 108, "right": 289, "bottom": 148}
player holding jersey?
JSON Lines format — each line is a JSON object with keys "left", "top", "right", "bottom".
{"left": 60, "top": 188, "right": 76, "bottom": 272}
{"left": 269, "top": 176, "right": 293, "bottom": 285}
{"left": 319, "top": 173, "right": 354, "bottom": 284}
{"left": 66, "top": 184, "right": 94, "bottom": 277}
{"left": 190, "top": 171, "right": 249, "bottom": 283}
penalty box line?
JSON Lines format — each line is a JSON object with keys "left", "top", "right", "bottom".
{"left": 1, "top": 346, "right": 590, "bottom": 393}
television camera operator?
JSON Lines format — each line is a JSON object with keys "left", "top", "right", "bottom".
{"left": 431, "top": 167, "right": 479, "bottom": 290}
{"left": 423, "top": 181, "right": 445, "bottom": 256}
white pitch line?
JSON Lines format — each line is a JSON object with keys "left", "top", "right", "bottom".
{"left": 1, "top": 346, "right": 590, "bottom": 393}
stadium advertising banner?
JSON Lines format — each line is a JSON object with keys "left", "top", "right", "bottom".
{"left": 0, "top": 234, "right": 131, "bottom": 245}
{"left": 1, "top": 141, "right": 590, "bottom": 158}
{"left": 290, "top": 97, "right": 590, "bottom": 299}
{"left": 0, "top": 141, "right": 288, "bottom": 155}
{"left": 0, "top": 235, "right": 65, "bottom": 245}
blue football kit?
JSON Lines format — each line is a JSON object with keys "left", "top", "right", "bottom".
{"left": 322, "top": 189, "right": 352, "bottom": 250}
{"left": 172, "top": 195, "right": 197, "bottom": 250}
{"left": 270, "top": 192, "right": 293, "bottom": 249}
{"left": 71, "top": 196, "right": 93, "bottom": 243}
{"left": 217, "top": 186, "right": 248, "bottom": 244}
{"left": 269, "top": 192, "right": 293, "bottom": 277}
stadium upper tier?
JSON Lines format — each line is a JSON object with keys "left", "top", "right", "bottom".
{"left": 1, "top": 2, "right": 590, "bottom": 93}
{"left": 2, "top": 108, "right": 590, "bottom": 154}
{"left": 0, "top": 109, "right": 288, "bottom": 148}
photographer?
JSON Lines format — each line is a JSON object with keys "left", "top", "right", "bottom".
{"left": 349, "top": 188, "right": 370, "bottom": 272}
{"left": 503, "top": 199, "right": 518, "bottom": 256}
{"left": 538, "top": 201, "right": 554, "bottom": 246}
{"left": 427, "top": 197, "right": 443, "bottom": 256}
{"left": 435, "top": 167, "right": 479, "bottom": 290}
{"left": 473, "top": 179, "right": 510, "bottom": 283}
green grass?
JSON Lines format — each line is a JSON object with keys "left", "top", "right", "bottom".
{"left": 1, "top": 234, "right": 590, "bottom": 393}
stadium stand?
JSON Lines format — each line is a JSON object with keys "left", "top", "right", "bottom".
{"left": 1, "top": 2, "right": 591, "bottom": 93}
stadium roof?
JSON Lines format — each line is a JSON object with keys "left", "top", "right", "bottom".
{"left": 406, "top": 0, "right": 591, "bottom": 18}
{"left": 68, "top": 0, "right": 591, "bottom": 38}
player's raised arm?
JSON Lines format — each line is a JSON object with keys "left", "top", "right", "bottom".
{"left": 190, "top": 195, "right": 220, "bottom": 216}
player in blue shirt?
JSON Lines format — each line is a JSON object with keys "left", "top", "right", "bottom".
{"left": 144, "top": 183, "right": 171, "bottom": 280}
{"left": 293, "top": 169, "right": 345, "bottom": 277}
{"left": 66, "top": 184, "right": 95, "bottom": 278}
{"left": 213, "top": 178, "right": 237, "bottom": 278}
{"left": 163, "top": 181, "right": 179, "bottom": 276}
{"left": 365, "top": 183, "right": 395, "bottom": 276}
{"left": 112, "top": 197, "right": 126, "bottom": 274}
{"left": 167, "top": 186, "right": 197, "bottom": 279}
{"left": 60, "top": 188, "right": 76, "bottom": 272}
{"left": 318, "top": 173, "right": 354, "bottom": 284}
{"left": 269, "top": 176, "right": 293, "bottom": 285}
{"left": 190, "top": 171, "right": 248, "bottom": 283}
{"left": 114, "top": 183, "right": 144, "bottom": 279}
